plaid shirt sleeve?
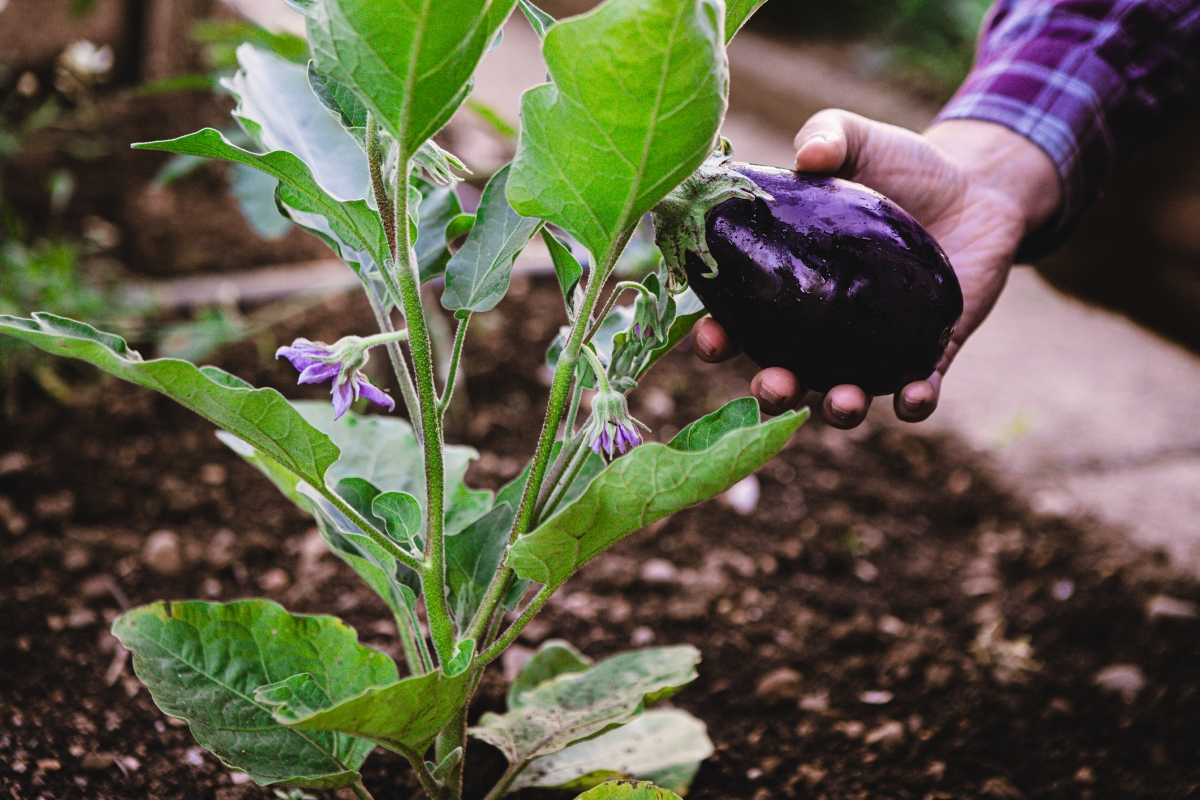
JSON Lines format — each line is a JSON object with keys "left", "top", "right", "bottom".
{"left": 935, "top": 0, "right": 1200, "bottom": 260}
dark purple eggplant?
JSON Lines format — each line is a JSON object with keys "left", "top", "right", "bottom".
{"left": 683, "top": 164, "right": 963, "bottom": 396}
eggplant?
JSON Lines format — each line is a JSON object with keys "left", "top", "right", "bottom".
{"left": 682, "top": 164, "right": 963, "bottom": 396}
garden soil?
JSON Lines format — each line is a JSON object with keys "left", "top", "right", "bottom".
{"left": 3, "top": 281, "right": 1200, "bottom": 800}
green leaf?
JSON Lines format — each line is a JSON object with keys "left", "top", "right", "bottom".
{"left": 508, "top": 639, "right": 592, "bottom": 710}
{"left": 445, "top": 638, "right": 476, "bottom": 677}
{"left": 415, "top": 176, "right": 465, "bottom": 283}
{"left": 372, "top": 491, "right": 422, "bottom": 548}
{"left": 519, "top": 0, "right": 555, "bottom": 38}
{"left": 306, "top": 0, "right": 517, "bottom": 159}
{"left": 506, "top": 0, "right": 728, "bottom": 262}
{"left": 572, "top": 780, "right": 685, "bottom": 800}
{"left": 224, "top": 44, "right": 370, "bottom": 202}
{"left": 335, "top": 477, "right": 382, "bottom": 521}
{"left": 308, "top": 62, "right": 368, "bottom": 133}
{"left": 112, "top": 600, "right": 396, "bottom": 788}
{"left": 667, "top": 397, "right": 758, "bottom": 452}
{"left": 293, "top": 401, "right": 491, "bottom": 536}
{"left": 508, "top": 403, "right": 809, "bottom": 590}
{"left": 542, "top": 229, "right": 583, "bottom": 316}
{"left": 275, "top": 668, "right": 471, "bottom": 756}
{"left": 446, "top": 503, "right": 515, "bottom": 628}
{"left": 516, "top": 709, "right": 713, "bottom": 793}
{"left": 133, "top": 128, "right": 388, "bottom": 272}
{"left": 442, "top": 166, "right": 543, "bottom": 313}
{"left": 471, "top": 646, "right": 700, "bottom": 764}
{"left": 0, "top": 314, "right": 339, "bottom": 494}
{"left": 724, "top": 0, "right": 767, "bottom": 42}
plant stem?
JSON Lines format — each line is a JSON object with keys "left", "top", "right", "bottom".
{"left": 360, "top": 329, "right": 410, "bottom": 348}
{"left": 322, "top": 488, "right": 424, "bottom": 573}
{"left": 563, "top": 378, "right": 584, "bottom": 438}
{"left": 538, "top": 435, "right": 591, "bottom": 522}
{"left": 583, "top": 280, "right": 652, "bottom": 347}
{"left": 478, "top": 586, "right": 552, "bottom": 667}
{"left": 351, "top": 780, "right": 376, "bottom": 800}
{"left": 396, "top": 743, "right": 443, "bottom": 800}
{"left": 437, "top": 312, "right": 470, "bottom": 417}
{"left": 482, "top": 760, "right": 531, "bottom": 800}
{"left": 391, "top": 158, "right": 455, "bottom": 668}
{"left": 365, "top": 286, "right": 423, "bottom": 440}
{"left": 395, "top": 601, "right": 433, "bottom": 676}
{"left": 533, "top": 430, "right": 585, "bottom": 522}
{"left": 464, "top": 228, "right": 635, "bottom": 651}
{"left": 579, "top": 344, "right": 611, "bottom": 393}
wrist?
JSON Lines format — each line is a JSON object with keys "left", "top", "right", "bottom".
{"left": 925, "top": 119, "right": 1063, "bottom": 235}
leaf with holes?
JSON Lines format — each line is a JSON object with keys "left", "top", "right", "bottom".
{"left": 470, "top": 646, "right": 700, "bottom": 765}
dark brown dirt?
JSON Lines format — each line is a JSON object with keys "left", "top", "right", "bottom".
{"left": 3, "top": 280, "right": 1200, "bottom": 800}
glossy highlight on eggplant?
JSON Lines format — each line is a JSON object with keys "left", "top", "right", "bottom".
{"left": 684, "top": 164, "right": 963, "bottom": 396}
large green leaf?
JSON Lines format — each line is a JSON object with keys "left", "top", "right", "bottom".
{"left": 445, "top": 502, "right": 516, "bottom": 628}
{"left": 573, "top": 781, "right": 685, "bottom": 800}
{"left": 112, "top": 600, "right": 396, "bottom": 788}
{"left": 507, "top": 639, "right": 592, "bottom": 710}
{"left": 273, "top": 667, "right": 471, "bottom": 756}
{"left": 133, "top": 128, "right": 388, "bottom": 272}
{"left": 516, "top": 709, "right": 713, "bottom": 793}
{"left": 306, "top": 0, "right": 517, "bottom": 159}
{"left": 470, "top": 646, "right": 699, "bottom": 764}
{"left": 508, "top": 402, "right": 808, "bottom": 589}
{"left": 0, "top": 314, "right": 339, "bottom": 493}
{"left": 224, "top": 44, "right": 370, "bottom": 203}
{"left": 723, "top": 0, "right": 767, "bottom": 42}
{"left": 506, "top": 0, "right": 728, "bottom": 262}
{"left": 442, "top": 166, "right": 543, "bottom": 313}
{"left": 667, "top": 396, "right": 758, "bottom": 452}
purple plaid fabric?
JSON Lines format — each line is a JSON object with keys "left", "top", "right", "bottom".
{"left": 936, "top": 0, "right": 1200, "bottom": 259}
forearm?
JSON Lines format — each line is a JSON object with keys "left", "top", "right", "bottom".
{"left": 937, "top": 0, "right": 1200, "bottom": 259}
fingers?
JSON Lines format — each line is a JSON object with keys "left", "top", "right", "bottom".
{"left": 822, "top": 384, "right": 871, "bottom": 429}
{"left": 750, "top": 368, "right": 804, "bottom": 416}
{"left": 893, "top": 373, "right": 941, "bottom": 423}
{"left": 793, "top": 109, "right": 869, "bottom": 176}
{"left": 692, "top": 317, "right": 738, "bottom": 363}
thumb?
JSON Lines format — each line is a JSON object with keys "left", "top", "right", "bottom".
{"left": 793, "top": 109, "right": 871, "bottom": 176}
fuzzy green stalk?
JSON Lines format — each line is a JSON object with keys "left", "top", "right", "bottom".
{"left": 438, "top": 312, "right": 470, "bottom": 417}
{"left": 365, "top": 117, "right": 455, "bottom": 666}
{"left": 583, "top": 280, "right": 656, "bottom": 347}
{"left": 463, "top": 228, "right": 634, "bottom": 649}
{"left": 364, "top": 284, "right": 423, "bottom": 441}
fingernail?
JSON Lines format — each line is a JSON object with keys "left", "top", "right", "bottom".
{"left": 829, "top": 401, "right": 851, "bottom": 420}
{"left": 760, "top": 385, "right": 783, "bottom": 405}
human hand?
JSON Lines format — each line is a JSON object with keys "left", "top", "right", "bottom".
{"left": 694, "top": 111, "right": 1062, "bottom": 428}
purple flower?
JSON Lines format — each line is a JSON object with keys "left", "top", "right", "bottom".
{"left": 585, "top": 389, "right": 647, "bottom": 459}
{"left": 276, "top": 337, "right": 394, "bottom": 420}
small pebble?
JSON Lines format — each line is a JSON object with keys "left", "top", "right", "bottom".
{"left": 184, "top": 748, "right": 206, "bottom": 767}
{"left": 1146, "top": 594, "right": 1199, "bottom": 620}
{"left": 142, "top": 530, "right": 183, "bottom": 575}
{"left": 853, "top": 560, "right": 878, "bottom": 583}
{"left": 1052, "top": 580, "right": 1075, "bottom": 601}
{"left": 630, "top": 626, "right": 656, "bottom": 646}
{"left": 721, "top": 475, "right": 759, "bottom": 516}
{"left": 37, "top": 759, "right": 62, "bottom": 772}
{"left": 230, "top": 771, "right": 252, "bottom": 784}
{"left": 754, "top": 667, "right": 802, "bottom": 705}
{"left": 746, "top": 767, "right": 763, "bottom": 780}
{"left": 199, "top": 463, "right": 227, "bottom": 486}
{"left": 878, "top": 615, "right": 906, "bottom": 636}
{"left": 860, "top": 690, "right": 894, "bottom": 705}
{"left": 864, "top": 720, "right": 904, "bottom": 747}
{"left": 257, "top": 568, "right": 290, "bottom": 591}
{"left": 1074, "top": 766, "right": 1095, "bottom": 784}
{"left": 798, "top": 691, "right": 828, "bottom": 712}
{"left": 0, "top": 451, "right": 30, "bottom": 475}
{"left": 639, "top": 558, "right": 679, "bottom": 584}
{"left": 1093, "top": 664, "right": 1145, "bottom": 703}
{"left": 835, "top": 720, "right": 865, "bottom": 739}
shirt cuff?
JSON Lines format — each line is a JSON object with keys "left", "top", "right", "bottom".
{"left": 935, "top": 43, "right": 1126, "bottom": 262}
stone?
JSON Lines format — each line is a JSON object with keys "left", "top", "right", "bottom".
{"left": 1093, "top": 664, "right": 1145, "bottom": 703}
{"left": 257, "top": 568, "right": 290, "bottom": 591}
{"left": 860, "top": 690, "right": 894, "bottom": 705}
{"left": 1146, "top": 594, "right": 1199, "bottom": 620}
{"left": 721, "top": 475, "right": 760, "bottom": 516}
{"left": 142, "top": 530, "right": 183, "bottom": 575}
{"left": 755, "top": 667, "right": 802, "bottom": 705}
{"left": 639, "top": 558, "right": 680, "bottom": 584}
{"left": 864, "top": 720, "right": 904, "bottom": 748}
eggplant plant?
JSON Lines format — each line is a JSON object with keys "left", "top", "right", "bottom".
{"left": 0, "top": 0, "right": 809, "bottom": 797}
